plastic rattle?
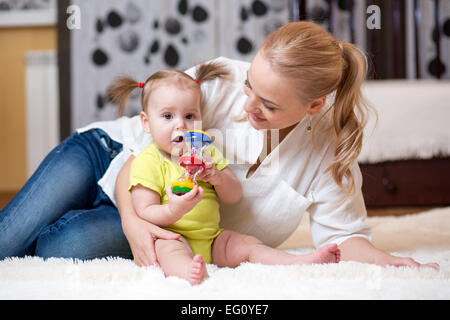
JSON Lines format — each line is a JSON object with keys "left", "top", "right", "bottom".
{"left": 171, "top": 130, "right": 212, "bottom": 196}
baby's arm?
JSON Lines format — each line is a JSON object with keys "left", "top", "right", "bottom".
{"left": 197, "top": 163, "right": 242, "bottom": 204}
{"left": 213, "top": 167, "right": 242, "bottom": 204}
{"left": 131, "top": 184, "right": 203, "bottom": 226}
{"left": 131, "top": 185, "right": 174, "bottom": 226}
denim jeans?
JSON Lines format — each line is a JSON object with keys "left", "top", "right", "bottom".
{"left": 0, "top": 129, "right": 132, "bottom": 260}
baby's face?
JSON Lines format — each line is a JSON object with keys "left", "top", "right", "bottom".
{"left": 141, "top": 84, "right": 202, "bottom": 156}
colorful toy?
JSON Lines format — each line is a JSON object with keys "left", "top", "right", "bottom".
{"left": 171, "top": 130, "right": 212, "bottom": 196}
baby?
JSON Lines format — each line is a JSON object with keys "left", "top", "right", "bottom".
{"left": 107, "top": 61, "right": 340, "bottom": 285}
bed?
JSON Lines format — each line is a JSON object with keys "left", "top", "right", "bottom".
{"left": 358, "top": 80, "right": 450, "bottom": 209}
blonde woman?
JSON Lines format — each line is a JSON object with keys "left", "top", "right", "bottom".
{"left": 116, "top": 22, "right": 438, "bottom": 270}
{"left": 0, "top": 22, "right": 438, "bottom": 271}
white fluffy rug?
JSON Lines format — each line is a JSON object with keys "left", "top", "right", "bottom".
{"left": 1, "top": 207, "right": 449, "bottom": 300}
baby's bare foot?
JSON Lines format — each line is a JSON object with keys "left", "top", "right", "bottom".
{"left": 296, "top": 244, "right": 340, "bottom": 265}
{"left": 188, "top": 254, "right": 209, "bottom": 285}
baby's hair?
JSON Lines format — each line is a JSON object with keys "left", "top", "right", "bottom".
{"left": 107, "top": 61, "right": 230, "bottom": 115}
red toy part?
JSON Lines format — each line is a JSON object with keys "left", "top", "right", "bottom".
{"left": 178, "top": 155, "right": 205, "bottom": 174}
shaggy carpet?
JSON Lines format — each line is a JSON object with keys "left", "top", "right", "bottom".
{"left": 0, "top": 207, "right": 449, "bottom": 300}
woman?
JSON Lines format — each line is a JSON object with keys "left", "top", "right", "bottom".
{"left": 0, "top": 22, "right": 438, "bottom": 270}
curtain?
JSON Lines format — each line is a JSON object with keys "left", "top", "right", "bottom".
{"left": 294, "top": 0, "right": 449, "bottom": 80}
{"left": 415, "top": 0, "right": 449, "bottom": 79}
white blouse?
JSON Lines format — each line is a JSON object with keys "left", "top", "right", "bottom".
{"left": 78, "top": 57, "right": 371, "bottom": 248}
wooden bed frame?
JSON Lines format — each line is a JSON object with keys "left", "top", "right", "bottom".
{"left": 360, "top": 157, "right": 450, "bottom": 208}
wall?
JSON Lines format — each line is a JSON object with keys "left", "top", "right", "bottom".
{"left": 0, "top": 26, "right": 56, "bottom": 192}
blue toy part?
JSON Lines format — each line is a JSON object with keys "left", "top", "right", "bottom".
{"left": 184, "top": 129, "right": 212, "bottom": 150}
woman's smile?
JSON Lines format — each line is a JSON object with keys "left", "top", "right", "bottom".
{"left": 249, "top": 112, "right": 266, "bottom": 122}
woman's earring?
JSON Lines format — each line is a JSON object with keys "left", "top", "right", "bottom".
{"left": 306, "top": 114, "right": 312, "bottom": 132}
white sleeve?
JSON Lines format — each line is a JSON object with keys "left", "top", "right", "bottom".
{"left": 184, "top": 57, "right": 250, "bottom": 129}
{"left": 307, "top": 161, "right": 372, "bottom": 248}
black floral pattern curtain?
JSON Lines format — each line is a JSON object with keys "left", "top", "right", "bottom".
{"left": 292, "top": 0, "right": 449, "bottom": 80}
{"left": 58, "top": 0, "right": 449, "bottom": 137}
{"left": 58, "top": 0, "right": 291, "bottom": 135}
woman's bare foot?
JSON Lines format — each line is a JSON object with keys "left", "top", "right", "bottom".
{"left": 296, "top": 244, "right": 340, "bottom": 265}
{"left": 188, "top": 254, "right": 209, "bottom": 285}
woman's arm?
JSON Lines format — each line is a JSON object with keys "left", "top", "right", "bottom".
{"left": 339, "top": 236, "right": 439, "bottom": 270}
{"left": 115, "top": 155, "right": 180, "bottom": 266}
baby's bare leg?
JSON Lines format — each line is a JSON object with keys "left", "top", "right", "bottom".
{"left": 212, "top": 230, "right": 340, "bottom": 267}
{"left": 156, "top": 237, "right": 208, "bottom": 285}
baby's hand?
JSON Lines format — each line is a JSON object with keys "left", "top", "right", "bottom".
{"left": 196, "top": 155, "right": 223, "bottom": 186}
{"left": 166, "top": 185, "right": 203, "bottom": 219}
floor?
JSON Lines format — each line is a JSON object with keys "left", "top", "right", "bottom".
{"left": 0, "top": 191, "right": 439, "bottom": 216}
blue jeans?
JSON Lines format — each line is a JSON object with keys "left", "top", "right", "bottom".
{"left": 0, "top": 129, "right": 132, "bottom": 260}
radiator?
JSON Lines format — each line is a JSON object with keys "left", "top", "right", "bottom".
{"left": 24, "top": 51, "right": 59, "bottom": 177}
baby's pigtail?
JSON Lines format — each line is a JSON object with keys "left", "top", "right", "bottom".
{"left": 195, "top": 61, "right": 230, "bottom": 83}
{"left": 107, "top": 75, "right": 141, "bottom": 115}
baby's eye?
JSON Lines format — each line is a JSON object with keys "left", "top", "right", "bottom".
{"left": 163, "top": 113, "right": 172, "bottom": 120}
{"left": 244, "top": 79, "right": 251, "bottom": 88}
{"left": 185, "top": 113, "right": 195, "bottom": 120}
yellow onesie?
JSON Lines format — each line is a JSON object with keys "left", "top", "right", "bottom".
{"left": 129, "top": 142, "right": 228, "bottom": 263}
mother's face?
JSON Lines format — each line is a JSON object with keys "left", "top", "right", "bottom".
{"left": 243, "top": 50, "right": 323, "bottom": 131}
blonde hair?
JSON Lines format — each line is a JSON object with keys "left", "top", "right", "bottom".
{"left": 261, "top": 21, "right": 369, "bottom": 198}
{"left": 107, "top": 61, "right": 230, "bottom": 115}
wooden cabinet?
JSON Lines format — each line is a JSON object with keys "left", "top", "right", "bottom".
{"left": 360, "top": 157, "right": 450, "bottom": 207}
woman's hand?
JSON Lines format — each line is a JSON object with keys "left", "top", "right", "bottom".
{"left": 116, "top": 155, "right": 181, "bottom": 267}
{"left": 121, "top": 212, "right": 180, "bottom": 267}
{"left": 123, "top": 185, "right": 203, "bottom": 266}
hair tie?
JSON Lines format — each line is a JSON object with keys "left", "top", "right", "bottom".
{"left": 138, "top": 82, "right": 145, "bottom": 88}
{"left": 194, "top": 78, "right": 200, "bottom": 85}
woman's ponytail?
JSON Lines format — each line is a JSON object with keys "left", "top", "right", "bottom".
{"left": 261, "top": 21, "right": 372, "bottom": 198}
{"left": 327, "top": 41, "right": 369, "bottom": 197}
